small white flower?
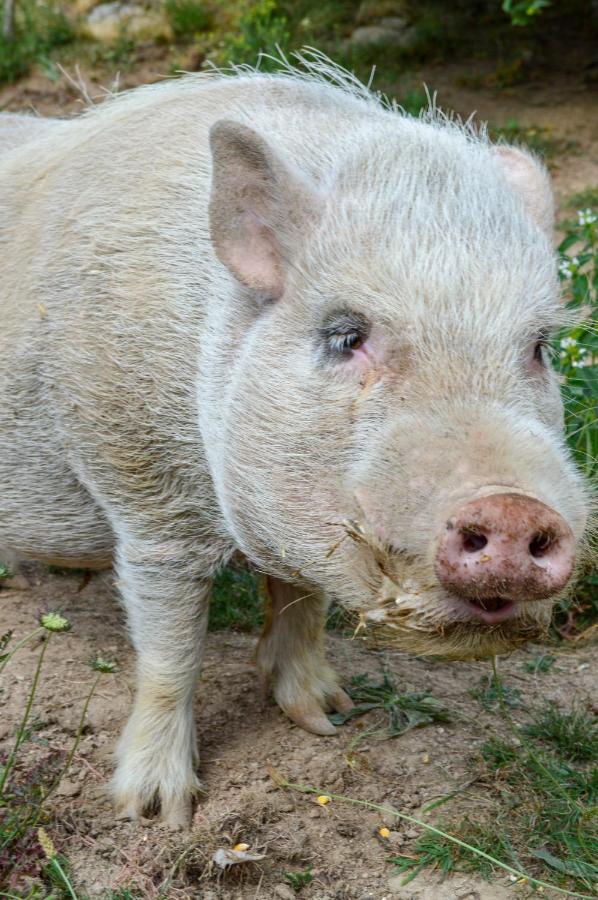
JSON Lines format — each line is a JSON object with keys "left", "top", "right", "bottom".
{"left": 577, "top": 208, "right": 597, "bottom": 226}
{"left": 558, "top": 261, "right": 573, "bottom": 279}
{"left": 560, "top": 337, "right": 577, "bottom": 349}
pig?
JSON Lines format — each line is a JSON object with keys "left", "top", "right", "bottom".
{"left": 0, "top": 53, "right": 591, "bottom": 826}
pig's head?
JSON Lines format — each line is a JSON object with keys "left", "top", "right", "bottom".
{"left": 205, "top": 114, "right": 592, "bottom": 659}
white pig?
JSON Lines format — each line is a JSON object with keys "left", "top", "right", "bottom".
{"left": 0, "top": 54, "right": 590, "bottom": 825}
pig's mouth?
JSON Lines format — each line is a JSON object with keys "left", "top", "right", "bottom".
{"left": 452, "top": 594, "right": 519, "bottom": 625}
{"left": 358, "top": 583, "right": 550, "bottom": 659}
{"left": 356, "top": 566, "right": 550, "bottom": 657}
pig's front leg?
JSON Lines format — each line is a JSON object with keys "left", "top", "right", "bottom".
{"left": 256, "top": 576, "right": 353, "bottom": 735}
{"left": 112, "top": 539, "right": 210, "bottom": 827}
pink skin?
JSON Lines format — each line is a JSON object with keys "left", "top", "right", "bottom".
{"left": 435, "top": 493, "right": 576, "bottom": 623}
{"left": 456, "top": 597, "right": 520, "bottom": 626}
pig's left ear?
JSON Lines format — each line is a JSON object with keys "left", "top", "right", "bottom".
{"left": 209, "top": 119, "right": 319, "bottom": 300}
{"left": 493, "top": 146, "right": 554, "bottom": 237}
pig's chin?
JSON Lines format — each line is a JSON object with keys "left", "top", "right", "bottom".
{"left": 345, "top": 578, "right": 553, "bottom": 661}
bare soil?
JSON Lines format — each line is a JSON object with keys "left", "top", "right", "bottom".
{"left": 1, "top": 565, "right": 595, "bottom": 899}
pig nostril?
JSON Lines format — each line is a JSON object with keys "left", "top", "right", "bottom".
{"left": 460, "top": 528, "right": 488, "bottom": 553}
{"left": 529, "top": 530, "right": 556, "bottom": 559}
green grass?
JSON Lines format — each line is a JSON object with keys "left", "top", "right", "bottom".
{"left": 329, "top": 671, "right": 451, "bottom": 739}
{"left": 470, "top": 673, "right": 522, "bottom": 709}
{"left": 214, "top": 0, "right": 291, "bottom": 69}
{"left": 284, "top": 867, "right": 314, "bottom": 891}
{"left": 89, "top": 32, "right": 136, "bottom": 67}
{"left": 209, "top": 565, "right": 263, "bottom": 631}
{"left": 165, "top": 0, "right": 213, "bottom": 40}
{"left": 524, "top": 703, "right": 597, "bottom": 762}
{"left": 522, "top": 652, "right": 556, "bottom": 674}
{"left": 391, "top": 699, "right": 598, "bottom": 894}
{"left": 0, "top": 0, "right": 74, "bottom": 85}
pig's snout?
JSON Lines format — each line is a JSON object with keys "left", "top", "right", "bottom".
{"left": 435, "top": 493, "right": 575, "bottom": 624}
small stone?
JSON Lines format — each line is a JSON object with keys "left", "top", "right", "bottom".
{"left": 381, "top": 804, "right": 400, "bottom": 827}
{"left": 387, "top": 874, "right": 411, "bottom": 895}
{"left": 356, "top": 0, "right": 406, "bottom": 23}
{"left": 84, "top": 2, "right": 172, "bottom": 43}
{"left": 56, "top": 779, "right": 81, "bottom": 798}
{"left": 72, "top": 0, "right": 101, "bottom": 13}
{"left": 273, "top": 885, "right": 296, "bottom": 900}
{"left": 348, "top": 19, "right": 417, "bottom": 49}
{"left": 387, "top": 830, "right": 404, "bottom": 845}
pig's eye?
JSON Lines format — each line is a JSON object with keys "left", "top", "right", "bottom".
{"left": 323, "top": 312, "right": 370, "bottom": 357}
{"left": 533, "top": 331, "right": 550, "bottom": 366}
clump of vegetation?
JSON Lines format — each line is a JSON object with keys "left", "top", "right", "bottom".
{"left": 165, "top": 0, "right": 213, "bottom": 40}
{"left": 215, "top": 0, "right": 291, "bottom": 69}
{"left": 284, "top": 867, "right": 313, "bottom": 891}
{"left": 0, "top": 0, "right": 73, "bottom": 85}
{"left": 209, "top": 564, "right": 263, "bottom": 631}
{"left": 567, "top": 186, "right": 598, "bottom": 211}
{"left": 552, "top": 200, "right": 597, "bottom": 638}
{"left": 554, "top": 204, "right": 597, "bottom": 479}
{"left": 0, "top": 615, "right": 114, "bottom": 895}
{"left": 389, "top": 692, "right": 597, "bottom": 894}
{"left": 470, "top": 673, "right": 522, "bottom": 709}
{"left": 329, "top": 671, "right": 451, "bottom": 739}
{"left": 502, "top": 0, "right": 551, "bottom": 26}
{"left": 522, "top": 651, "right": 556, "bottom": 674}
{"left": 523, "top": 702, "right": 597, "bottom": 761}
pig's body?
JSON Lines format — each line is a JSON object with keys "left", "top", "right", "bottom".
{"left": 0, "top": 60, "right": 590, "bottom": 825}
{"left": 0, "top": 75, "right": 401, "bottom": 570}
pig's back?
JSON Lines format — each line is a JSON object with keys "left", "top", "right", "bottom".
{"left": 0, "top": 113, "right": 67, "bottom": 160}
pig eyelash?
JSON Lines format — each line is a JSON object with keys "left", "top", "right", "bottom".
{"left": 533, "top": 330, "right": 551, "bottom": 366}
{"left": 323, "top": 312, "right": 370, "bottom": 358}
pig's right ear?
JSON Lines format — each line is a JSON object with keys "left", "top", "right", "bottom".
{"left": 493, "top": 146, "right": 554, "bottom": 237}
{"left": 209, "top": 119, "right": 318, "bottom": 300}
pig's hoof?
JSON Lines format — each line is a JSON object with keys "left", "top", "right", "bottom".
{"left": 114, "top": 779, "right": 199, "bottom": 828}
{"left": 113, "top": 731, "right": 201, "bottom": 827}
{"left": 284, "top": 687, "right": 354, "bottom": 736}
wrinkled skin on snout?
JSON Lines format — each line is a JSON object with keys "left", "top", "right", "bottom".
{"left": 0, "top": 67, "right": 591, "bottom": 828}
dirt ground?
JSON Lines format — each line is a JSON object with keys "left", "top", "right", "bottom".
{"left": 1, "top": 55, "right": 597, "bottom": 900}
{"left": 1, "top": 564, "right": 596, "bottom": 899}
